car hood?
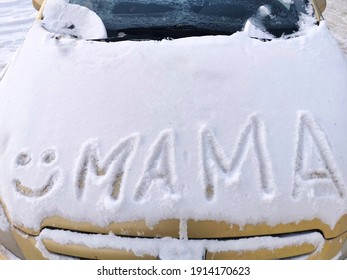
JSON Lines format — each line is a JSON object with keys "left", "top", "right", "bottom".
{"left": 0, "top": 20, "right": 347, "bottom": 235}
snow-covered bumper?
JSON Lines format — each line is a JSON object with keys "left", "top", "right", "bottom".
{"left": 1, "top": 212, "right": 347, "bottom": 259}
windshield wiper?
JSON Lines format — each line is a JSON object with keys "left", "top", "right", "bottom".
{"left": 94, "top": 25, "right": 234, "bottom": 42}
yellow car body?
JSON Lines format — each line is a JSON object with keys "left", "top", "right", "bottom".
{"left": 0, "top": 0, "right": 347, "bottom": 260}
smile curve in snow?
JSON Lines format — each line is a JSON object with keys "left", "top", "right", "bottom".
{"left": 13, "top": 171, "right": 60, "bottom": 197}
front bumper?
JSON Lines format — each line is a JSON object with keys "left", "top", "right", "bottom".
{"left": 1, "top": 191, "right": 347, "bottom": 259}
{"left": 6, "top": 226, "right": 347, "bottom": 260}
{"left": 1, "top": 212, "right": 347, "bottom": 260}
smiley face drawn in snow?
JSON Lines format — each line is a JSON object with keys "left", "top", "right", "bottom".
{"left": 13, "top": 149, "right": 61, "bottom": 197}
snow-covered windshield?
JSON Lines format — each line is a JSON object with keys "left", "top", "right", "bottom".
{"left": 69, "top": 0, "right": 308, "bottom": 38}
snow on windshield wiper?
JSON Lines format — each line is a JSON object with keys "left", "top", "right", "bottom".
{"left": 93, "top": 25, "right": 234, "bottom": 42}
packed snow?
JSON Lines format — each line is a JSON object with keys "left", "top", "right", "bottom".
{"left": 42, "top": 0, "right": 107, "bottom": 39}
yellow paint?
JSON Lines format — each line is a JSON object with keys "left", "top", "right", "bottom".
{"left": 43, "top": 239, "right": 157, "bottom": 260}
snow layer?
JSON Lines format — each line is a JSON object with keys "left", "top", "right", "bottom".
{"left": 42, "top": 0, "right": 107, "bottom": 39}
{"left": 324, "top": 0, "right": 347, "bottom": 53}
{"left": 0, "top": 9, "right": 347, "bottom": 233}
{"left": 1, "top": 0, "right": 345, "bottom": 74}
{"left": 0, "top": 0, "right": 35, "bottom": 71}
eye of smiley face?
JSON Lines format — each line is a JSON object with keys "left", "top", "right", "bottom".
{"left": 41, "top": 150, "right": 56, "bottom": 165}
{"left": 16, "top": 152, "right": 32, "bottom": 166}
{"left": 13, "top": 149, "right": 61, "bottom": 197}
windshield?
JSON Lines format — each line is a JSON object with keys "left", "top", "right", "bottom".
{"left": 69, "top": 0, "right": 308, "bottom": 39}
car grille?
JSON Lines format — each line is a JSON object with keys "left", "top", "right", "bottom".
{"left": 39, "top": 228, "right": 323, "bottom": 260}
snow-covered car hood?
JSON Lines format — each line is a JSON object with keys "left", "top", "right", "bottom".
{"left": 0, "top": 17, "right": 347, "bottom": 234}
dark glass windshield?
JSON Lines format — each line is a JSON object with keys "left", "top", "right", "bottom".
{"left": 69, "top": 0, "right": 308, "bottom": 39}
